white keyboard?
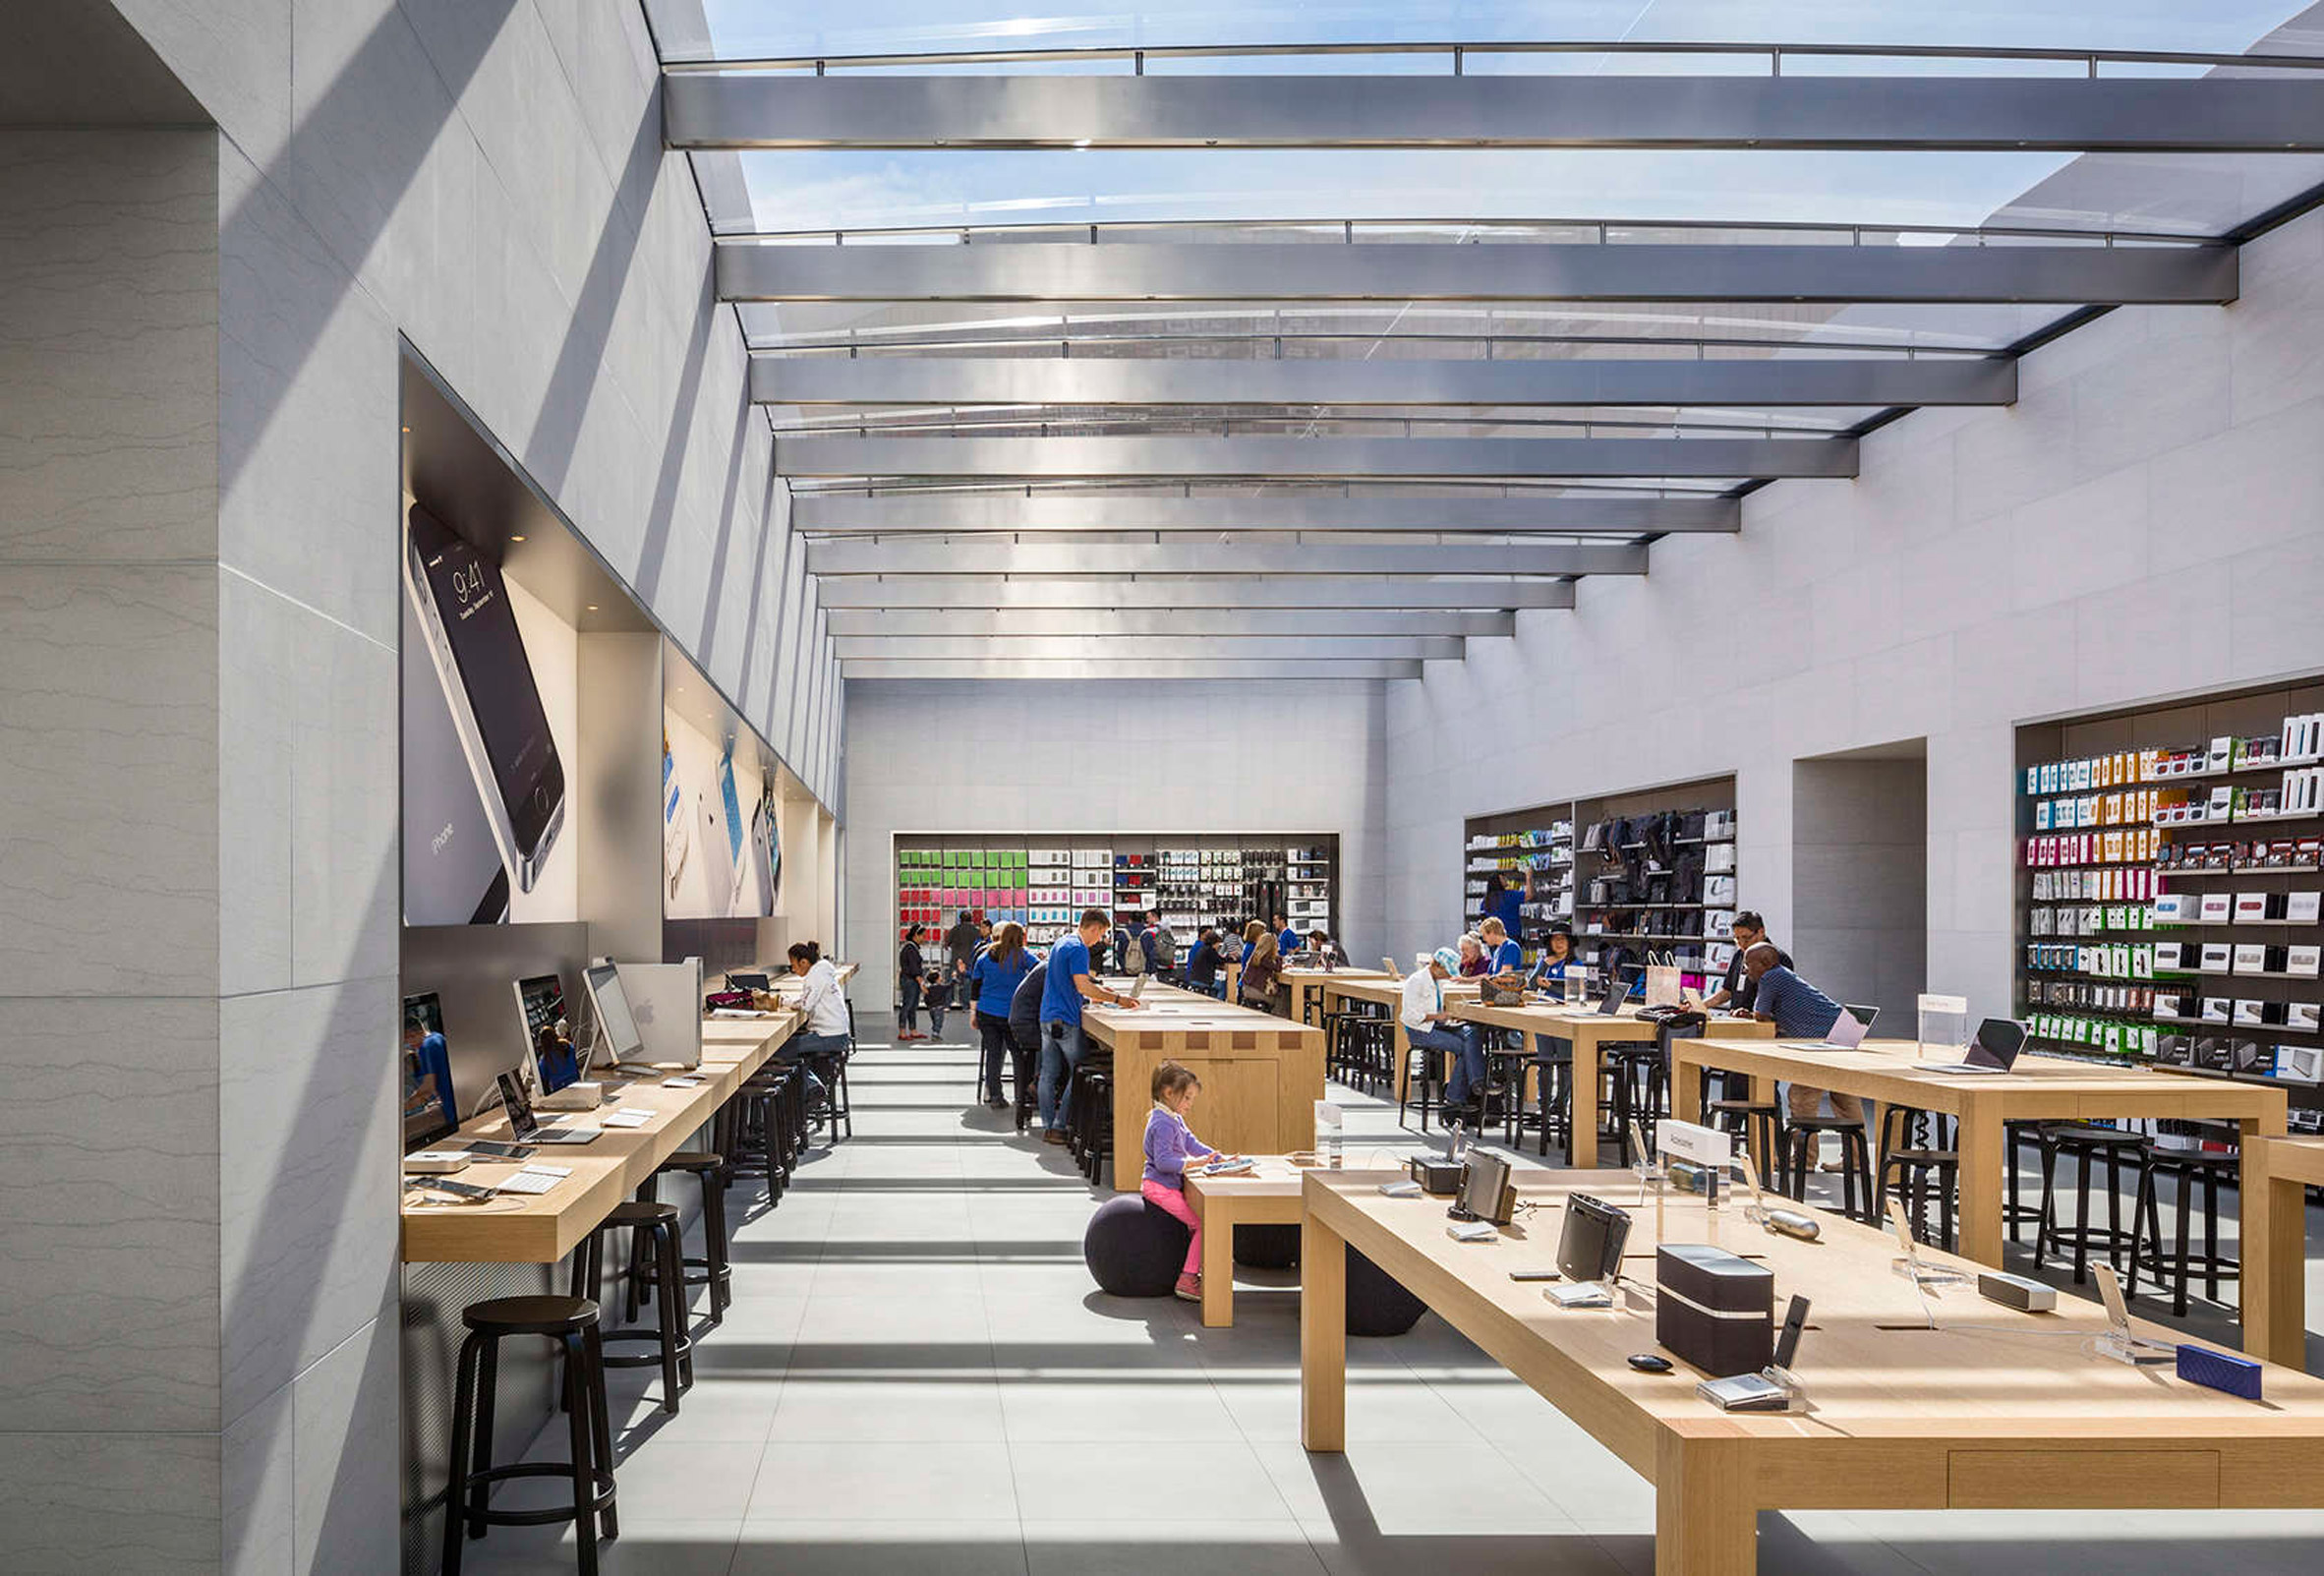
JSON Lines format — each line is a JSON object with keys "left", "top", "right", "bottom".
{"left": 496, "top": 1166, "right": 571, "bottom": 1196}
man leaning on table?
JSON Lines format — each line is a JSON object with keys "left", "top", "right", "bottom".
{"left": 1743, "top": 943, "right": 1863, "bottom": 1135}
{"left": 1037, "top": 907, "right": 1144, "bottom": 1146}
{"left": 1403, "top": 947, "right": 1488, "bottom": 1123}
{"left": 1705, "top": 910, "right": 1790, "bottom": 1013}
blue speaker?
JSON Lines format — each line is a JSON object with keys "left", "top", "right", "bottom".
{"left": 2176, "top": 1344, "right": 2263, "bottom": 1400}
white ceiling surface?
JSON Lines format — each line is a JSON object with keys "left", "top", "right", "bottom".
{"left": 644, "top": 1, "right": 2324, "bottom": 677}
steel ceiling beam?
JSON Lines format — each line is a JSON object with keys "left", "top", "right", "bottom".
{"left": 842, "top": 657, "right": 1423, "bottom": 680}
{"left": 719, "top": 240, "right": 2235, "bottom": 307}
{"left": 777, "top": 435, "right": 1855, "bottom": 480}
{"left": 754, "top": 354, "right": 2015, "bottom": 409}
{"left": 814, "top": 577, "right": 1577, "bottom": 610}
{"left": 807, "top": 538, "right": 1642, "bottom": 577}
{"left": 832, "top": 633, "right": 1462, "bottom": 661}
{"left": 794, "top": 492, "right": 1736, "bottom": 535}
{"left": 825, "top": 607, "right": 1515, "bottom": 637}
{"left": 668, "top": 73, "right": 2324, "bottom": 154}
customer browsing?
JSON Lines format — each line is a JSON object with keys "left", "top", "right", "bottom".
{"left": 1140, "top": 1060, "right": 1239, "bottom": 1304}
{"left": 1402, "top": 948, "right": 1487, "bottom": 1123}
{"left": 1038, "top": 907, "right": 1144, "bottom": 1145}
{"left": 1742, "top": 943, "right": 1864, "bottom": 1138}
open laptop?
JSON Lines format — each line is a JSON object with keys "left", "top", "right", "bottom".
{"left": 1803, "top": 1005, "right": 1878, "bottom": 1051}
{"left": 1597, "top": 972, "right": 1629, "bottom": 1016}
{"left": 1923, "top": 1017, "right": 2027, "bottom": 1076}
{"left": 493, "top": 1069, "right": 599, "bottom": 1145}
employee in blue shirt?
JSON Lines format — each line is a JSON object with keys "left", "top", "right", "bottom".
{"left": 1038, "top": 907, "right": 1143, "bottom": 1143}
{"left": 1239, "top": 920, "right": 1260, "bottom": 970}
{"left": 970, "top": 922, "right": 1038, "bottom": 1112}
{"left": 402, "top": 1015, "right": 455, "bottom": 1134}
{"left": 1275, "top": 913, "right": 1300, "bottom": 956}
{"left": 1743, "top": 945, "right": 1863, "bottom": 1133}
{"left": 1479, "top": 915, "right": 1524, "bottom": 975}
{"left": 1481, "top": 871, "right": 1528, "bottom": 939}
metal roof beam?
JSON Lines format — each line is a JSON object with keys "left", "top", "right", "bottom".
{"left": 720, "top": 240, "right": 2235, "bottom": 307}
{"left": 832, "top": 633, "right": 1462, "bottom": 661}
{"left": 777, "top": 435, "right": 1855, "bottom": 480}
{"left": 814, "top": 577, "right": 1577, "bottom": 610}
{"left": 825, "top": 608, "right": 1514, "bottom": 637}
{"left": 753, "top": 354, "right": 2016, "bottom": 409}
{"left": 842, "top": 657, "right": 1423, "bottom": 680}
{"left": 794, "top": 492, "right": 1736, "bottom": 535}
{"left": 806, "top": 538, "right": 1642, "bottom": 577}
{"left": 668, "top": 73, "right": 2324, "bottom": 155}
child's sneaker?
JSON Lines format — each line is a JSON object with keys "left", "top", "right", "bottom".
{"left": 1173, "top": 1273, "right": 1201, "bottom": 1303}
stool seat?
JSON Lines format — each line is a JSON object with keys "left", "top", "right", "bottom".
{"left": 464, "top": 1295, "right": 600, "bottom": 1337}
{"left": 1788, "top": 1114, "right": 1865, "bottom": 1131}
{"left": 2045, "top": 1123, "right": 2143, "bottom": 1147}
{"left": 657, "top": 1150, "right": 722, "bottom": 1174}
{"left": 606, "top": 1198, "right": 679, "bottom": 1227}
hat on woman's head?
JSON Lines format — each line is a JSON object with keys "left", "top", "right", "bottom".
{"left": 1431, "top": 947, "right": 1461, "bottom": 974}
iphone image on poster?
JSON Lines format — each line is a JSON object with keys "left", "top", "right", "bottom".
{"left": 403, "top": 504, "right": 565, "bottom": 898}
{"left": 401, "top": 591, "right": 511, "bottom": 926}
{"left": 718, "top": 745, "right": 750, "bottom": 915}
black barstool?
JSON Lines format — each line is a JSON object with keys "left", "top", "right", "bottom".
{"left": 2034, "top": 1124, "right": 2143, "bottom": 1284}
{"left": 1876, "top": 1106, "right": 1959, "bottom": 1251}
{"left": 634, "top": 1151, "right": 733, "bottom": 1325}
{"left": 1782, "top": 1114, "right": 1875, "bottom": 1222}
{"left": 572, "top": 1200, "right": 693, "bottom": 1411}
{"left": 1079, "top": 1068, "right": 1115, "bottom": 1184}
{"left": 1707, "top": 1098, "right": 1784, "bottom": 1186}
{"left": 1398, "top": 1029, "right": 1444, "bottom": 1132}
{"left": 442, "top": 1295, "right": 616, "bottom": 1576}
{"left": 2129, "top": 1145, "right": 2241, "bottom": 1315}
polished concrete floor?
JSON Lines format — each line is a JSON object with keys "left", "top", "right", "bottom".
{"left": 461, "top": 1016, "right": 2324, "bottom": 1574}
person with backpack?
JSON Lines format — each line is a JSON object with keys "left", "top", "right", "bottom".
{"left": 1148, "top": 916, "right": 1177, "bottom": 981}
{"left": 1115, "top": 913, "right": 1149, "bottom": 981}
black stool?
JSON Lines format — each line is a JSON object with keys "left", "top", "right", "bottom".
{"left": 1782, "top": 1115, "right": 1875, "bottom": 1222}
{"left": 1398, "top": 1031, "right": 1445, "bottom": 1132}
{"left": 634, "top": 1151, "right": 733, "bottom": 1325}
{"left": 572, "top": 1201, "right": 694, "bottom": 1411}
{"left": 2129, "top": 1146, "right": 2241, "bottom": 1316}
{"left": 442, "top": 1295, "right": 616, "bottom": 1576}
{"left": 2034, "top": 1124, "right": 2143, "bottom": 1284}
{"left": 1078, "top": 1068, "right": 1115, "bottom": 1184}
{"left": 1876, "top": 1107, "right": 1959, "bottom": 1252}
{"left": 1707, "top": 1099, "right": 1783, "bottom": 1187}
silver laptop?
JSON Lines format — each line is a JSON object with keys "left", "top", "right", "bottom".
{"left": 1805, "top": 1005, "right": 1877, "bottom": 1051}
{"left": 1924, "top": 1018, "right": 2027, "bottom": 1076}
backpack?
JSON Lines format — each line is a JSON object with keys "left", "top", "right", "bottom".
{"left": 1117, "top": 928, "right": 1147, "bottom": 975}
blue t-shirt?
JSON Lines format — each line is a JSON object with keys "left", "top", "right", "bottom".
{"left": 1240, "top": 940, "right": 1255, "bottom": 968}
{"left": 971, "top": 948, "right": 1035, "bottom": 1019}
{"left": 1754, "top": 965, "right": 1842, "bottom": 1041}
{"left": 1488, "top": 888, "right": 1524, "bottom": 936}
{"left": 1041, "top": 936, "right": 1092, "bottom": 1025}
{"left": 538, "top": 1036, "right": 579, "bottom": 1093}
{"left": 409, "top": 1031, "right": 454, "bottom": 1132}
{"left": 1277, "top": 927, "right": 1301, "bottom": 956}
{"left": 1490, "top": 938, "right": 1523, "bottom": 973}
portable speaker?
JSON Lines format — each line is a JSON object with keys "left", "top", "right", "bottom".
{"left": 2176, "top": 1345, "right": 2263, "bottom": 1400}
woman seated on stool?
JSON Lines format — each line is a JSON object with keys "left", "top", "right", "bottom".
{"left": 1743, "top": 943, "right": 1863, "bottom": 1168}
{"left": 1455, "top": 932, "right": 1490, "bottom": 978}
{"left": 1240, "top": 930, "right": 1287, "bottom": 1016}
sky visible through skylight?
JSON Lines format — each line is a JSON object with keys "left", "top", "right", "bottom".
{"left": 651, "top": 1, "right": 2324, "bottom": 235}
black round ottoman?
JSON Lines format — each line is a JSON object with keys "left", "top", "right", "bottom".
{"left": 1234, "top": 1223, "right": 1301, "bottom": 1270}
{"left": 1347, "top": 1248, "right": 1426, "bottom": 1337}
{"left": 1083, "top": 1195, "right": 1191, "bottom": 1298}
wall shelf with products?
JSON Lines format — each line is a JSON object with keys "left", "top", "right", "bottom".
{"left": 2014, "top": 676, "right": 2324, "bottom": 1105}
{"left": 1463, "top": 774, "right": 1738, "bottom": 982}
{"left": 894, "top": 833, "right": 1340, "bottom": 948}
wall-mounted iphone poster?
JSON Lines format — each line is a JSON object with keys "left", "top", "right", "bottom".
{"left": 663, "top": 705, "right": 776, "bottom": 919}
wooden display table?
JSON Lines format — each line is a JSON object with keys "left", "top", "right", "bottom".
{"left": 1450, "top": 998, "right": 1773, "bottom": 1167}
{"left": 1281, "top": 965, "right": 1392, "bottom": 1029}
{"left": 1667, "top": 1035, "right": 2297, "bottom": 1364}
{"left": 2246, "top": 1135, "right": 2324, "bottom": 1369}
{"left": 1084, "top": 985, "right": 1325, "bottom": 1193}
{"left": 1183, "top": 1155, "right": 1384, "bottom": 1329}
{"left": 1299, "top": 1167, "right": 2324, "bottom": 1576}
{"left": 400, "top": 1009, "right": 797, "bottom": 1264}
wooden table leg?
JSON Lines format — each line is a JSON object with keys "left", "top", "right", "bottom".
{"left": 1571, "top": 1031, "right": 1600, "bottom": 1169}
{"left": 2239, "top": 1115, "right": 2306, "bottom": 1370}
{"left": 1201, "top": 1194, "right": 1235, "bottom": 1329}
{"left": 1655, "top": 1434, "right": 1755, "bottom": 1576}
{"left": 1301, "top": 1206, "right": 1347, "bottom": 1452}
{"left": 1672, "top": 1044, "right": 1704, "bottom": 1125}
{"left": 1954, "top": 1093, "right": 2004, "bottom": 1267}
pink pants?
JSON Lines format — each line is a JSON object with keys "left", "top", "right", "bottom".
{"left": 1142, "top": 1180, "right": 1202, "bottom": 1278}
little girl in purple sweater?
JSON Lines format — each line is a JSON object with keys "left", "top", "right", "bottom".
{"left": 1142, "top": 1061, "right": 1239, "bottom": 1302}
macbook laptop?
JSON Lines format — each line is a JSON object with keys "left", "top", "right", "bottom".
{"left": 1924, "top": 1017, "right": 2027, "bottom": 1076}
{"left": 494, "top": 1069, "right": 599, "bottom": 1145}
{"left": 1805, "top": 1005, "right": 1878, "bottom": 1051}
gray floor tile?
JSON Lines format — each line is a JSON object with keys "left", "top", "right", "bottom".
{"left": 1023, "top": 1520, "right": 1326, "bottom": 1575}
{"left": 999, "top": 1374, "right": 1242, "bottom": 1441}
{"left": 772, "top": 1374, "right": 1009, "bottom": 1441}
{"left": 1011, "top": 1438, "right": 1301, "bottom": 1523}
{"left": 747, "top": 1441, "right": 1020, "bottom": 1524}
{"left": 453, "top": 1519, "right": 741, "bottom": 1576}
{"left": 728, "top": 1521, "right": 1027, "bottom": 1576}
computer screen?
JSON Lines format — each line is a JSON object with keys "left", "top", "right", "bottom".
{"left": 585, "top": 962, "right": 645, "bottom": 1066}
{"left": 400, "top": 991, "right": 458, "bottom": 1150}
{"left": 512, "top": 973, "right": 569, "bottom": 1095}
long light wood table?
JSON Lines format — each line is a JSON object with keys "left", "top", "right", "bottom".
{"left": 2248, "top": 1135, "right": 2324, "bottom": 1369}
{"left": 1668, "top": 1035, "right": 2297, "bottom": 1364}
{"left": 1452, "top": 997, "right": 1774, "bottom": 1167}
{"left": 400, "top": 1008, "right": 798, "bottom": 1263}
{"left": 1315, "top": 973, "right": 1482, "bottom": 1108}
{"left": 1184, "top": 1155, "right": 1313, "bottom": 1329}
{"left": 1300, "top": 1167, "right": 2324, "bottom": 1576}
{"left": 1282, "top": 965, "right": 1392, "bottom": 1030}
{"left": 1084, "top": 984, "right": 1325, "bottom": 1193}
